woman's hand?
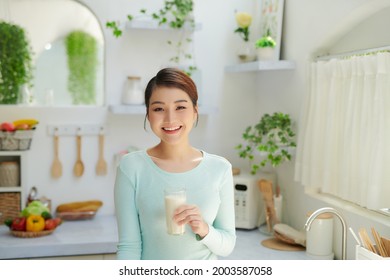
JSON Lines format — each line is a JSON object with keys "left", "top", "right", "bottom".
{"left": 173, "top": 204, "right": 209, "bottom": 239}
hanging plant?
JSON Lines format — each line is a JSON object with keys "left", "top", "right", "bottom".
{"left": 106, "top": 0, "right": 197, "bottom": 76}
{"left": 65, "top": 30, "right": 98, "bottom": 105}
{"left": 0, "top": 21, "right": 34, "bottom": 104}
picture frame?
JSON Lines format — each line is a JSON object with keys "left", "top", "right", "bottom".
{"left": 259, "top": 0, "right": 285, "bottom": 60}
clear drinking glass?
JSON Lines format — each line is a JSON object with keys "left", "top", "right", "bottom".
{"left": 164, "top": 187, "right": 186, "bottom": 235}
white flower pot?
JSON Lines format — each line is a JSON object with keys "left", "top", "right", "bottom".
{"left": 256, "top": 47, "right": 275, "bottom": 61}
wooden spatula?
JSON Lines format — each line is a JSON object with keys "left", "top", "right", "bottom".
{"left": 73, "top": 135, "right": 84, "bottom": 177}
{"left": 50, "top": 134, "right": 62, "bottom": 179}
{"left": 96, "top": 133, "right": 107, "bottom": 176}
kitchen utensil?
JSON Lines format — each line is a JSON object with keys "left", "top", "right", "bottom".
{"left": 73, "top": 134, "right": 84, "bottom": 177}
{"left": 50, "top": 134, "right": 62, "bottom": 178}
{"left": 348, "top": 227, "right": 361, "bottom": 246}
{"left": 359, "top": 228, "right": 377, "bottom": 254}
{"left": 95, "top": 133, "right": 107, "bottom": 176}
{"left": 371, "top": 227, "right": 388, "bottom": 257}
{"left": 258, "top": 179, "right": 279, "bottom": 231}
{"left": 381, "top": 236, "right": 390, "bottom": 257}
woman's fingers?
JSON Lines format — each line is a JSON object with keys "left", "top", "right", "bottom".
{"left": 173, "top": 204, "right": 209, "bottom": 237}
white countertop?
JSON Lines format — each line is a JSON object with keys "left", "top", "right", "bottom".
{"left": 0, "top": 215, "right": 310, "bottom": 260}
{"left": 0, "top": 215, "right": 118, "bottom": 259}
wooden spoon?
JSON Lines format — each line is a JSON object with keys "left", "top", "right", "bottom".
{"left": 73, "top": 135, "right": 84, "bottom": 177}
{"left": 95, "top": 133, "right": 107, "bottom": 176}
{"left": 51, "top": 134, "right": 62, "bottom": 178}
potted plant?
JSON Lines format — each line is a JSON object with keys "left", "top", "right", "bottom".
{"left": 106, "top": 0, "right": 197, "bottom": 76}
{"left": 255, "top": 29, "right": 276, "bottom": 61}
{"left": 236, "top": 112, "right": 296, "bottom": 175}
{"left": 0, "top": 21, "right": 34, "bottom": 104}
{"left": 65, "top": 30, "right": 98, "bottom": 105}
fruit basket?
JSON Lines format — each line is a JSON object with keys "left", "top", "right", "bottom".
{"left": 10, "top": 229, "right": 54, "bottom": 238}
{"left": 0, "top": 130, "right": 35, "bottom": 151}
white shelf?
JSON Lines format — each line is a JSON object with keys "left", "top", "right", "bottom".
{"left": 126, "top": 19, "right": 202, "bottom": 31}
{"left": 225, "top": 60, "right": 296, "bottom": 73}
{"left": 109, "top": 104, "right": 218, "bottom": 115}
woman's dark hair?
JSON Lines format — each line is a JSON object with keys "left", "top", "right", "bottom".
{"left": 144, "top": 68, "right": 199, "bottom": 129}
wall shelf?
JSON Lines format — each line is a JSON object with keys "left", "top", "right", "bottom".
{"left": 126, "top": 19, "right": 202, "bottom": 31}
{"left": 225, "top": 60, "right": 296, "bottom": 73}
{"left": 109, "top": 105, "right": 218, "bottom": 115}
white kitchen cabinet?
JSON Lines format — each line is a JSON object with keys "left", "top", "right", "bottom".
{"left": 0, "top": 151, "right": 27, "bottom": 224}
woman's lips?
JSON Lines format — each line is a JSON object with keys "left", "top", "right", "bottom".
{"left": 162, "top": 126, "right": 182, "bottom": 133}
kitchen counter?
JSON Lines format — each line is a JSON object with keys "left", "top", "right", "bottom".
{"left": 0, "top": 215, "right": 310, "bottom": 260}
{"left": 0, "top": 215, "right": 118, "bottom": 259}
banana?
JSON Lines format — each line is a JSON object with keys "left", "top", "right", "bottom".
{"left": 13, "top": 119, "right": 39, "bottom": 128}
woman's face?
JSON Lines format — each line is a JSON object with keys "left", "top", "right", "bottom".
{"left": 147, "top": 86, "right": 198, "bottom": 146}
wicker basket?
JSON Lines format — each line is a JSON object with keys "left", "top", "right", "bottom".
{"left": 11, "top": 229, "right": 54, "bottom": 238}
{"left": 0, "top": 192, "right": 21, "bottom": 224}
{"left": 0, "top": 161, "right": 20, "bottom": 186}
{"left": 0, "top": 130, "right": 34, "bottom": 151}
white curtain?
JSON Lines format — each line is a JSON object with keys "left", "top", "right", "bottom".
{"left": 295, "top": 52, "right": 390, "bottom": 210}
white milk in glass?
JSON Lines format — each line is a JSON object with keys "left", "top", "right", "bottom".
{"left": 164, "top": 188, "right": 186, "bottom": 235}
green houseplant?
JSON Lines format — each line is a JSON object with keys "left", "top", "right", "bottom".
{"left": 236, "top": 112, "right": 296, "bottom": 175}
{"left": 65, "top": 30, "right": 98, "bottom": 105}
{"left": 255, "top": 29, "right": 276, "bottom": 61}
{"left": 106, "top": 0, "right": 197, "bottom": 76}
{"left": 0, "top": 21, "right": 34, "bottom": 104}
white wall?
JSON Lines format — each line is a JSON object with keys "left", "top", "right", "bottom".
{"left": 1, "top": 0, "right": 389, "bottom": 259}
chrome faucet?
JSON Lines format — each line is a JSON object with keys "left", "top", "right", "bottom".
{"left": 304, "top": 207, "right": 347, "bottom": 260}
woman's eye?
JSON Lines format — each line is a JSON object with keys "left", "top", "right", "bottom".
{"left": 177, "top": 106, "right": 186, "bottom": 110}
{"left": 153, "top": 107, "right": 163, "bottom": 112}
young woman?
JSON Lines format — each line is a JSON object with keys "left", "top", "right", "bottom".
{"left": 114, "top": 68, "right": 236, "bottom": 260}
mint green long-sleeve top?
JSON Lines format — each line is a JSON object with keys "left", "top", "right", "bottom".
{"left": 114, "top": 149, "right": 236, "bottom": 260}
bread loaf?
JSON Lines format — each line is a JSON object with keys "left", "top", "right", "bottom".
{"left": 56, "top": 200, "right": 103, "bottom": 213}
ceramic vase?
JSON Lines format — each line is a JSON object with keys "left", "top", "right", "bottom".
{"left": 256, "top": 47, "right": 276, "bottom": 61}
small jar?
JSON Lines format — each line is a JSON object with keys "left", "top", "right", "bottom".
{"left": 122, "top": 76, "right": 144, "bottom": 105}
{"left": 306, "top": 212, "right": 334, "bottom": 259}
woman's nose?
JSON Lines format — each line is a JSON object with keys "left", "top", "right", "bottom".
{"left": 164, "top": 109, "right": 175, "bottom": 122}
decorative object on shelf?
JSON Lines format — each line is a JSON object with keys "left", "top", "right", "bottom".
{"left": 258, "top": 0, "right": 285, "bottom": 61}
{"left": 0, "top": 21, "right": 34, "bottom": 104}
{"left": 0, "top": 119, "right": 38, "bottom": 151}
{"left": 65, "top": 30, "right": 98, "bottom": 105}
{"left": 106, "top": 0, "right": 197, "bottom": 76}
{"left": 0, "top": 161, "right": 19, "bottom": 186}
{"left": 234, "top": 11, "right": 256, "bottom": 62}
{"left": 255, "top": 29, "right": 276, "bottom": 61}
{"left": 122, "top": 76, "right": 144, "bottom": 105}
{"left": 235, "top": 112, "right": 296, "bottom": 175}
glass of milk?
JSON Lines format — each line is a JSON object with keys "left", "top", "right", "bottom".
{"left": 164, "top": 187, "right": 186, "bottom": 235}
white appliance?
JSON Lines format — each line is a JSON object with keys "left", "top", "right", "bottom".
{"left": 233, "top": 172, "right": 276, "bottom": 229}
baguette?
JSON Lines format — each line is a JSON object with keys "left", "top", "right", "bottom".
{"left": 56, "top": 200, "right": 103, "bottom": 213}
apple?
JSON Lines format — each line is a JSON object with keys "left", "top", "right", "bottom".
{"left": 44, "top": 219, "right": 58, "bottom": 230}
{"left": 0, "top": 122, "right": 15, "bottom": 132}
